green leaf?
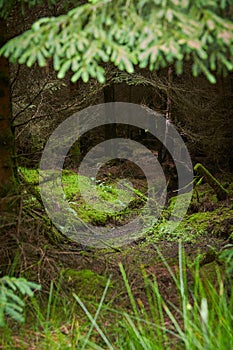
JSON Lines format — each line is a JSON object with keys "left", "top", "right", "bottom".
{"left": 26, "top": 53, "right": 37, "bottom": 67}
{"left": 0, "top": 276, "right": 41, "bottom": 327}
{"left": 1, "top": 0, "right": 232, "bottom": 84}
{"left": 205, "top": 71, "right": 216, "bottom": 84}
{"left": 218, "top": 53, "right": 233, "bottom": 70}
{"left": 175, "top": 60, "right": 183, "bottom": 75}
{"left": 77, "top": 39, "right": 85, "bottom": 52}
{"left": 81, "top": 70, "right": 89, "bottom": 83}
{"left": 11, "top": 44, "right": 24, "bottom": 60}
{"left": 111, "top": 49, "right": 117, "bottom": 62}
{"left": 53, "top": 54, "right": 60, "bottom": 71}
{"left": 0, "top": 42, "right": 12, "bottom": 57}
{"left": 71, "top": 58, "right": 80, "bottom": 72}
{"left": 19, "top": 52, "right": 29, "bottom": 64}
{"left": 71, "top": 69, "right": 82, "bottom": 82}
{"left": 98, "top": 50, "right": 109, "bottom": 62}
{"left": 121, "top": 56, "right": 134, "bottom": 73}
{"left": 5, "top": 305, "right": 24, "bottom": 323}
{"left": 166, "top": 9, "right": 173, "bottom": 22}
{"left": 5, "top": 290, "right": 24, "bottom": 306}
{"left": 37, "top": 51, "right": 46, "bottom": 67}
{"left": 68, "top": 42, "right": 76, "bottom": 58}
{"left": 55, "top": 41, "right": 62, "bottom": 55}
{"left": 32, "top": 21, "right": 41, "bottom": 32}
{"left": 192, "top": 62, "right": 199, "bottom": 77}
{"left": 220, "top": 0, "right": 226, "bottom": 9}
{"left": 96, "top": 69, "right": 105, "bottom": 83}
{"left": 41, "top": 46, "right": 50, "bottom": 58}
{"left": 3, "top": 277, "right": 16, "bottom": 291}
{"left": 197, "top": 59, "right": 217, "bottom": 83}
{"left": 0, "top": 308, "right": 4, "bottom": 327}
{"left": 210, "top": 52, "right": 216, "bottom": 70}
{"left": 139, "top": 58, "right": 149, "bottom": 68}
{"left": 88, "top": 64, "right": 97, "bottom": 78}
{"left": 197, "top": 48, "right": 208, "bottom": 60}
{"left": 57, "top": 60, "right": 71, "bottom": 79}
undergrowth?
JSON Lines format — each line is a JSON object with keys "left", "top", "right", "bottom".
{"left": 1, "top": 243, "right": 232, "bottom": 349}
{"left": 19, "top": 167, "right": 233, "bottom": 244}
{"left": 4, "top": 168, "right": 230, "bottom": 349}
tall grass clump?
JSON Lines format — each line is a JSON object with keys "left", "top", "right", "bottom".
{"left": 75, "top": 242, "right": 233, "bottom": 349}
{"left": 1, "top": 243, "right": 232, "bottom": 349}
{"left": 114, "top": 242, "right": 233, "bottom": 350}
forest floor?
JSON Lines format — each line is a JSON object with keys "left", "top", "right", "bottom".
{"left": 0, "top": 163, "right": 233, "bottom": 349}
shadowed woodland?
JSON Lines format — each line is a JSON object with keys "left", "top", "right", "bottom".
{"left": 0, "top": 1, "right": 233, "bottom": 349}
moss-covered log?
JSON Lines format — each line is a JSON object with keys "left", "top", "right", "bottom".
{"left": 194, "top": 163, "right": 228, "bottom": 201}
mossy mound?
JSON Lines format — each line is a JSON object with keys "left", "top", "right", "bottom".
{"left": 19, "top": 167, "right": 137, "bottom": 227}
{"left": 63, "top": 269, "right": 114, "bottom": 304}
{"left": 148, "top": 207, "right": 233, "bottom": 243}
{"left": 147, "top": 176, "right": 233, "bottom": 243}
{"left": 18, "top": 167, "right": 233, "bottom": 246}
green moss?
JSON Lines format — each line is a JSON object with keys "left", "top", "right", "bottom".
{"left": 62, "top": 170, "right": 136, "bottom": 226}
{"left": 73, "top": 204, "right": 109, "bottom": 225}
{"left": 18, "top": 167, "right": 233, "bottom": 245}
{"left": 19, "top": 166, "right": 39, "bottom": 183}
{"left": 166, "top": 192, "right": 194, "bottom": 217}
{"left": 61, "top": 169, "right": 80, "bottom": 200}
{"left": 19, "top": 168, "right": 134, "bottom": 226}
{"left": 148, "top": 207, "right": 233, "bottom": 243}
{"left": 64, "top": 269, "right": 113, "bottom": 303}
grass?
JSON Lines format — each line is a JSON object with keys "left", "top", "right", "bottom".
{"left": 1, "top": 243, "right": 232, "bottom": 349}
{"left": 111, "top": 243, "right": 233, "bottom": 350}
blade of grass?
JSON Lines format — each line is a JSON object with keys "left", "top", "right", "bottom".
{"left": 124, "top": 312, "right": 149, "bottom": 349}
{"left": 46, "top": 281, "right": 53, "bottom": 323}
{"left": 81, "top": 277, "right": 112, "bottom": 350}
{"left": 119, "top": 263, "right": 140, "bottom": 321}
{"left": 73, "top": 284, "right": 114, "bottom": 350}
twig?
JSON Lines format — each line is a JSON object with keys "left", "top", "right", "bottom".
{"left": 10, "top": 63, "right": 21, "bottom": 92}
{"left": 13, "top": 78, "right": 49, "bottom": 122}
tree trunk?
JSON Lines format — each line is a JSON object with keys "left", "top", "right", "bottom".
{"left": 104, "top": 85, "right": 116, "bottom": 157}
{"left": 0, "top": 18, "right": 18, "bottom": 212}
{"left": 104, "top": 85, "right": 117, "bottom": 139}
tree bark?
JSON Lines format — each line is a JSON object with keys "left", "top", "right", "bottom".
{"left": 104, "top": 85, "right": 117, "bottom": 139}
{"left": 104, "top": 85, "right": 116, "bottom": 157}
{"left": 0, "top": 18, "right": 18, "bottom": 212}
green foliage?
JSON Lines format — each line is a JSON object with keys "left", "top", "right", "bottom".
{"left": 115, "top": 244, "right": 232, "bottom": 349}
{"left": 73, "top": 277, "right": 114, "bottom": 350}
{"left": 1, "top": 0, "right": 233, "bottom": 83}
{"left": 19, "top": 167, "right": 138, "bottom": 227}
{"left": 0, "top": 276, "right": 41, "bottom": 326}
{"left": 19, "top": 166, "right": 39, "bottom": 184}
{"left": 65, "top": 268, "right": 113, "bottom": 306}
{"left": 0, "top": 245, "right": 233, "bottom": 349}
{"left": 148, "top": 206, "right": 233, "bottom": 243}
{"left": 64, "top": 172, "right": 137, "bottom": 227}
{"left": 72, "top": 244, "right": 233, "bottom": 349}
{"left": 219, "top": 244, "right": 233, "bottom": 274}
